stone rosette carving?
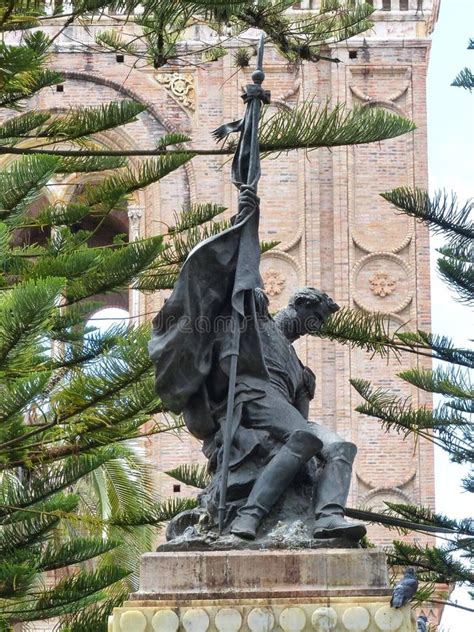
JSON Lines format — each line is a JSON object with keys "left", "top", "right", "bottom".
{"left": 155, "top": 72, "right": 195, "bottom": 111}
{"left": 352, "top": 253, "right": 413, "bottom": 314}
{"left": 260, "top": 252, "right": 303, "bottom": 310}
{"left": 369, "top": 271, "right": 397, "bottom": 297}
{"left": 262, "top": 268, "right": 286, "bottom": 297}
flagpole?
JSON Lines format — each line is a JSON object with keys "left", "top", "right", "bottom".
{"left": 218, "top": 32, "right": 268, "bottom": 535}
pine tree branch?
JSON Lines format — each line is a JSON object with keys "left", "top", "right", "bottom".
{"left": 381, "top": 188, "right": 474, "bottom": 243}
{"left": 438, "top": 255, "right": 474, "bottom": 305}
{"left": 451, "top": 67, "right": 474, "bottom": 92}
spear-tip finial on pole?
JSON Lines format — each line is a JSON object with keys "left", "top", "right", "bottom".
{"left": 252, "top": 32, "right": 265, "bottom": 85}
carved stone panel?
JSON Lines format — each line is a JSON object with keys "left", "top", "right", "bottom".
{"left": 348, "top": 66, "right": 414, "bottom": 254}
{"left": 155, "top": 72, "right": 195, "bottom": 111}
{"left": 349, "top": 130, "right": 413, "bottom": 254}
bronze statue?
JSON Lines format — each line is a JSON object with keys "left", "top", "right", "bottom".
{"left": 148, "top": 34, "right": 366, "bottom": 548}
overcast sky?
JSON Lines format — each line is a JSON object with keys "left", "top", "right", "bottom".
{"left": 427, "top": 0, "right": 473, "bottom": 629}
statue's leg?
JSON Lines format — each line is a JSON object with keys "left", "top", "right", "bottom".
{"left": 230, "top": 429, "right": 322, "bottom": 540}
{"left": 312, "top": 440, "right": 366, "bottom": 541}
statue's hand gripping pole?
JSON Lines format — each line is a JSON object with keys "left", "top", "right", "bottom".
{"left": 217, "top": 32, "right": 270, "bottom": 535}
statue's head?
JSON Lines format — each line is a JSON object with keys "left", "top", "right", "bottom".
{"left": 287, "top": 287, "right": 339, "bottom": 337}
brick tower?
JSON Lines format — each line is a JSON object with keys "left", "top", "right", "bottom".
{"left": 30, "top": 1, "right": 439, "bottom": 546}
{"left": 140, "top": 0, "right": 441, "bottom": 549}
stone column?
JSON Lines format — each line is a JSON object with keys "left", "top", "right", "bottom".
{"left": 127, "top": 205, "right": 144, "bottom": 320}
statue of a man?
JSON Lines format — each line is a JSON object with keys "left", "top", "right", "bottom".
{"left": 179, "top": 286, "right": 366, "bottom": 543}
{"left": 149, "top": 189, "right": 366, "bottom": 545}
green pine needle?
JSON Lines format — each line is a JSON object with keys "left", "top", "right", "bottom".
{"left": 83, "top": 154, "right": 194, "bottom": 207}
{"left": 381, "top": 188, "right": 473, "bottom": 243}
{"left": 95, "top": 29, "right": 138, "bottom": 54}
{"left": 257, "top": 101, "right": 415, "bottom": 153}
{"left": 0, "top": 111, "right": 51, "bottom": 144}
{"left": 451, "top": 67, "right": 474, "bottom": 91}
{"left": 0, "top": 154, "right": 59, "bottom": 219}
{"left": 398, "top": 366, "right": 473, "bottom": 400}
{"left": 438, "top": 255, "right": 474, "bottom": 305}
{"left": 42, "top": 100, "right": 146, "bottom": 142}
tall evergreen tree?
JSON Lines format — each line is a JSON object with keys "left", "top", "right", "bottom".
{"left": 335, "top": 44, "right": 473, "bottom": 617}
{"left": 0, "top": 1, "right": 417, "bottom": 629}
{"left": 451, "top": 38, "right": 474, "bottom": 92}
{"left": 342, "top": 186, "right": 473, "bottom": 616}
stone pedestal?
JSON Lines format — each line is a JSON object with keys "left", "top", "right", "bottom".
{"left": 110, "top": 549, "right": 415, "bottom": 631}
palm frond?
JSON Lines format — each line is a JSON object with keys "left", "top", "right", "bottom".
{"left": 166, "top": 464, "right": 210, "bottom": 489}
{"left": 110, "top": 497, "right": 198, "bottom": 526}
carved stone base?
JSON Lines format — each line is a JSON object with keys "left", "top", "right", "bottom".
{"left": 109, "top": 549, "right": 416, "bottom": 631}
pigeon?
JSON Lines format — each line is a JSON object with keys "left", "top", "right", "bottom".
{"left": 390, "top": 567, "right": 419, "bottom": 608}
{"left": 416, "top": 614, "right": 428, "bottom": 632}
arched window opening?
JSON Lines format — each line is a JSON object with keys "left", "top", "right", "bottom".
{"left": 87, "top": 307, "right": 130, "bottom": 336}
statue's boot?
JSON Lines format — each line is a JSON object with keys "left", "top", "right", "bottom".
{"left": 230, "top": 430, "right": 322, "bottom": 540}
{"left": 312, "top": 441, "right": 366, "bottom": 541}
